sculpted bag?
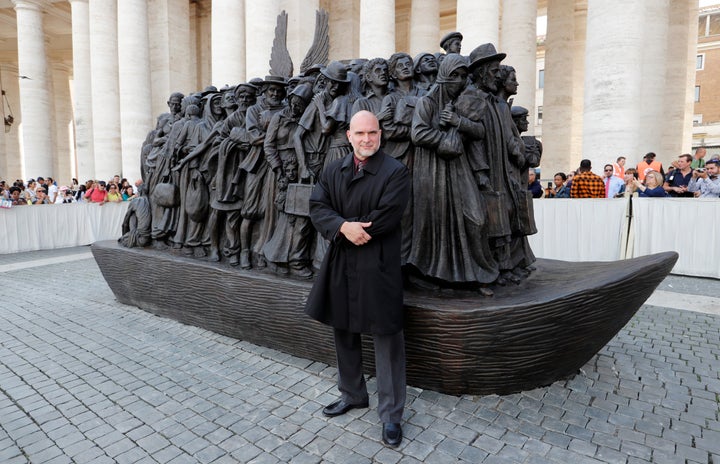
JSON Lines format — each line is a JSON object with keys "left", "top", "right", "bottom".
{"left": 437, "top": 127, "right": 464, "bottom": 160}
{"left": 185, "top": 173, "right": 209, "bottom": 222}
{"left": 152, "top": 182, "right": 179, "bottom": 208}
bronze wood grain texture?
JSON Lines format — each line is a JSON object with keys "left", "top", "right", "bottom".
{"left": 92, "top": 240, "right": 677, "bottom": 396}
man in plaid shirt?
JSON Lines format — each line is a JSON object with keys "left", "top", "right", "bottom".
{"left": 571, "top": 159, "right": 606, "bottom": 198}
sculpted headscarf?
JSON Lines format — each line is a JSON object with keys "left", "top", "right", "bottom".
{"left": 435, "top": 53, "right": 468, "bottom": 84}
{"left": 433, "top": 53, "right": 468, "bottom": 109}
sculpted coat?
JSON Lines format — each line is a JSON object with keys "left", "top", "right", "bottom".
{"left": 304, "top": 151, "right": 410, "bottom": 335}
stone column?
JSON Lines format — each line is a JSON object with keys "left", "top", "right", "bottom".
{"left": 89, "top": 0, "right": 122, "bottom": 180}
{"left": 212, "top": 0, "right": 245, "bottom": 86}
{"left": 118, "top": 0, "right": 153, "bottom": 183}
{"left": 409, "top": 0, "right": 439, "bottom": 56}
{"left": 500, "top": 0, "right": 537, "bottom": 129}
{"left": 457, "top": 0, "right": 499, "bottom": 49}
{"left": 328, "top": 0, "right": 359, "bottom": 61}
{"left": 51, "top": 62, "right": 74, "bottom": 185}
{"left": 149, "top": 0, "right": 192, "bottom": 117}
{"left": 582, "top": 0, "right": 647, "bottom": 171}
{"left": 0, "top": 64, "right": 22, "bottom": 180}
{"left": 637, "top": 0, "right": 669, "bottom": 163}
{"left": 12, "top": 0, "right": 54, "bottom": 178}
{"left": 664, "top": 0, "right": 696, "bottom": 156}
{"left": 246, "top": 0, "right": 281, "bottom": 79}
{"left": 283, "top": 0, "right": 319, "bottom": 75}
{"left": 68, "top": 0, "right": 94, "bottom": 182}
{"left": 541, "top": 0, "right": 575, "bottom": 177}
{"left": 359, "top": 0, "right": 395, "bottom": 59}
{"left": 570, "top": 3, "right": 587, "bottom": 170}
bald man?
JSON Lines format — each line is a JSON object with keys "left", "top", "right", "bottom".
{"left": 305, "top": 111, "right": 410, "bottom": 447}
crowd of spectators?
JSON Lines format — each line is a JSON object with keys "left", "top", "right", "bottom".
{"left": 536, "top": 148, "right": 720, "bottom": 199}
{"left": 1, "top": 175, "right": 140, "bottom": 208}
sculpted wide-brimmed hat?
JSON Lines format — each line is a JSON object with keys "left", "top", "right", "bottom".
{"left": 320, "top": 61, "right": 350, "bottom": 83}
{"left": 262, "top": 75, "right": 288, "bottom": 86}
{"left": 440, "top": 31, "right": 463, "bottom": 50}
{"left": 468, "top": 43, "right": 507, "bottom": 69}
{"left": 200, "top": 85, "right": 219, "bottom": 96}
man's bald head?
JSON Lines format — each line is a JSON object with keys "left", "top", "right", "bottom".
{"left": 347, "top": 111, "right": 381, "bottom": 160}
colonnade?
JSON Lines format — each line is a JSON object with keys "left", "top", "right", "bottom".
{"left": 0, "top": 0, "right": 698, "bottom": 185}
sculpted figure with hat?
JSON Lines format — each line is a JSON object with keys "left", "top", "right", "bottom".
{"left": 455, "top": 43, "right": 535, "bottom": 286}
{"left": 237, "top": 75, "right": 289, "bottom": 269}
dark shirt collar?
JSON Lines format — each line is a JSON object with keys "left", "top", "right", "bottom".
{"left": 342, "top": 150, "right": 383, "bottom": 175}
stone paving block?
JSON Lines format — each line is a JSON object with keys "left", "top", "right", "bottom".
{"left": 26, "top": 444, "right": 63, "bottom": 463}
{"left": 194, "top": 444, "right": 226, "bottom": 463}
{"left": 541, "top": 430, "right": 571, "bottom": 448}
{"left": 619, "top": 440, "right": 652, "bottom": 460}
{"left": 42, "top": 455, "right": 73, "bottom": 464}
{"left": 71, "top": 445, "right": 106, "bottom": 464}
{"left": 303, "top": 436, "right": 334, "bottom": 456}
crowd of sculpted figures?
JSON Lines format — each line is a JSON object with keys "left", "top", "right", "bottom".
{"left": 120, "top": 32, "right": 542, "bottom": 293}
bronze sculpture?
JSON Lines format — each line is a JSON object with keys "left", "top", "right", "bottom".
{"left": 105, "top": 14, "right": 678, "bottom": 397}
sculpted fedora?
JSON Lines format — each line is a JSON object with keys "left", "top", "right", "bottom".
{"left": 468, "top": 43, "right": 507, "bottom": 69}
{"left": 320, "top": 61, "right": 350, "bottom": 83}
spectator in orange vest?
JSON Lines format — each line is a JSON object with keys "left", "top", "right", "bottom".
{"left": 637, "top": 152, "right": 664, "bottom": 182}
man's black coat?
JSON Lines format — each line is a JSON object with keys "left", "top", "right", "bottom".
{"left": 305, "top": 150, "right": 410, "bottom": 335}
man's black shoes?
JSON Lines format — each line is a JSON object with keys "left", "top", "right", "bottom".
{"left": 322, "top": 399, "right": 369, "bottom": 417}
{"left": 382, "top": 422, "right": 403, "bottom": 447}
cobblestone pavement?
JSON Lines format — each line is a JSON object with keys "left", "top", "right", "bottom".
{"left": 1, "top": 246, "right": 719, "bottom": 463}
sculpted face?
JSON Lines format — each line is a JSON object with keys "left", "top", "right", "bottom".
{"left": 314, "top": 75, "right": 327, "bottom": 94}
{"left": 514, "top": 115, "right": 529, "bottom": 133}
{"left": 392, "top": 57, "right": 414, "bottom": 81}
{"left": 222, "top": 91, "right": 237, "bottom": 110}
{"left": 346, "top": 111, "right": 381, "bottom": 160}
{"left": 325, "top": 79, "right": 340, "bottom": 98}
{"left": 289, "top": 95, "right": 308, "bottom": 117}
{"left": 447, "top": 39, "right": 462, "bottom": 54}
{"left": 444, "top": 68, "right": 468, "bottom": 99}
{"left": 419, "top": 55, "right": 438, "bottom": 74}
{"left": 210, "top": 96, "right": 223, "bottom": 115}
{"left": 368, "top": 63, "right": 389, "bottom": 86}
{"left": 474, "top": 61, "right": 500, "bottom": 92}
{"left": 504, "top": 71, "right": 518, "bottom": 95}
{"left": 265, "top": 84, "right": 286, "bottom": 105}
{"left": 235, "top": 87, "right": 256, "bottom": 111}
{"left": 167, "top": 96, "right": 182, "bottom": 115}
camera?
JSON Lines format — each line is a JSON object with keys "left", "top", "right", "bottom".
{"left": 697, "top": 168, "right": 705, "bottom": 173}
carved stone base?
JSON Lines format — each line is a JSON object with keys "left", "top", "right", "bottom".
{"left": 92, "top": 240, "right": 677, "bottom": 396}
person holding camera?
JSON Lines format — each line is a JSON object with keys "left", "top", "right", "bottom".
{"left": 688, "top": 159, "right": 720, "bottom": 198}
{"left": 544, "top": 172, "right": 570, "bottom": 198}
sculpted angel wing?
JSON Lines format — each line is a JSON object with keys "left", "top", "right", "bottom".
{"left": 300, "top": 9, "right": 330, "bottom": 74}
{"left": 269, "top": 10, "right": 293, "bottom": 78}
